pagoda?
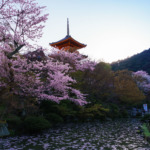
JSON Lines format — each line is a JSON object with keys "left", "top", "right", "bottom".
{"left": 50, "top": 19, "right": 86, "bottom": 53}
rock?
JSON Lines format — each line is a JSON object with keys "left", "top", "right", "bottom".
{"left": 0, "top": 122, "right": 10, "bottom": 137}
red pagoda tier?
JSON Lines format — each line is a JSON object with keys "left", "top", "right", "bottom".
{"left": 49, "top": 19, "right": 86, "bottom": 53}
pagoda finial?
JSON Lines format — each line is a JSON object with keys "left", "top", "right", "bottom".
{"left": 67, "top": 18, "right": 69, "bottom": 36}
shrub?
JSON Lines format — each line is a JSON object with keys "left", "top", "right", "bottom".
{"left": 6, "top": 115, "right": 22, "bottom": 130}
{"left": 39, "top": 100, "right": 80, "bottom": 122}
{"left": 108, "top": 104, "right": 122, "bottom": 119}
{"left": 78, "top": 104, "right": 109, "bottom": 121}
{"left": 141, "top": 123, "right": 150, "bottom": 137}
{"left": 45, "top": 113, "right": 64, "bottom": 124}
{"left": 121, "top": 109, "right": 129, "bottom": 118}
{"left": 39, "top": 100, "right": 58, "bottom": 114}
{"left": 78, "top": 111, "right": 94, "bottom": 122}
{"left": 141, "top": 114, "right": 150, "bottom": 122}
{"left": 23, "top": 116, "right": 51, "bottom": 133}
{"left": 136, "top": 112, "right": 142, "bottom": 117}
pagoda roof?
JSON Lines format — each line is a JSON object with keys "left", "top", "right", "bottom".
{"left": 50, "top": 35, "right": 86, "bottom": 50}
{"left": 50, "top": 18, "right": 86, "bottom": 50}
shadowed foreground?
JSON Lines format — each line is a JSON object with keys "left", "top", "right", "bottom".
{"left": 1, "top": 119, "right": 150, "bottom": 150}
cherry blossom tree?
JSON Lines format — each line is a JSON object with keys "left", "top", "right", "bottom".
{"left": 0, "top": 51, "right": 87, "bottom": 106}
{"left": 0, "top": 0, "right": 89, "bottom": 110}
{"left": 0, "top": 0, "right": 48, "bottom": 58}
{"left": 50, "top": 49, "right": 96, "bottom": 71}
{"left": 133, "top": 70, "right": 150, "bottom": 93}
{"left": 0, "top": 52, "right": 9, "bottom": 89}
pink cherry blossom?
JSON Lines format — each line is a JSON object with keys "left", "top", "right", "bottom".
{"left": 0, "top": 0, "right": 88, "bottom": 106}
{"left": 50, "top": 49, "right": 96, "bottom": 72}
{"left": 133, "top": 70, "right": 150, "bottom": 93}
{"left": 0, "top": 51, "right": 87, "bottom": 105}
{"left": 0, "top": 0, "right": 48, "bottom": 57}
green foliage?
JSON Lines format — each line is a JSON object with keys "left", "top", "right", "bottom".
{"left": 71, "top": 62, "right": 114, "bottom": 104}
{"left": 108, "top": 104, "right": 121, "bottom": 118}
{"left": 141, "top": 114, "right": 150, "bottom": 122}
{"left": 0, "top": 105, "right": 6, "bottom": 120}
{"left": 6, "top": 115, "right": 22, "bottom": 130}
{"left": 39, "top": 100, "right": 58, "bottom": 114}
{"left": 0, "top": 105, "right": 6, "bottom": 113}
{"left": 23, "top": 116, "right": 51, "bottom": 133}
{"left": 141, "top": 123, "right": 150, "bottom": 137}
{"left": 58, "top": 100, "right": 80, "bottom": 117}
{"left": 78, "top": 104, "right": 109, "bottom": 121}
{"left": 121, "top": 109, "right": 129, "bottom": 118}
{"left": 107, "top": 104, "right": 129, "bottom": 118}
{"left": 8, "top": 130, "right": 16, "bottom": 136}
{"left": 114, "top": 70, "right": 145, "bottom": 105}
{"left": 40, "top": 100, "right": 80, "bottom": 122}
{"left": 111, "top": 49, "right": 150, "bottom": 74}
{"left": 45, "top": 113, "right": 64, "bottom": 124}
{"left": 70, "top": 70, "right": 85, "bottom": 89}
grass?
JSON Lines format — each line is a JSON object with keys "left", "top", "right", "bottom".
{"left": 141, "top": 123, "right": 150, "bottom": 137}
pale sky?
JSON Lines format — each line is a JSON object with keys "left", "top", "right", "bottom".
{"left": 37, "top": 0, "right": 150, "bottom": 63}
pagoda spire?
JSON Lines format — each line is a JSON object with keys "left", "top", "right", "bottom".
{"left": 50, "top": 18, "right": 87, "bottom": 52}
{"left": 67, "top": 18, "right": 69, "bottom": 36}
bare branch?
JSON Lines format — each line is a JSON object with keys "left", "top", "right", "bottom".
{"left": 7, "top": 44, "right": 25, "bottom": 58}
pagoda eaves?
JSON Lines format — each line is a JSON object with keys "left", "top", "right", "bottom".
{"left": 50, "top": 35, "right": 86, "bottom": 50}
{"left": 50, "top": 18, "right": 86, "bottom": 52}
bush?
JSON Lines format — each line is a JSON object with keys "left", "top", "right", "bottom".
{"left": 121, "top": 109, "right": 129, "bottom": 118}
{"left": 39, "top": 100, "right": 58, "bottom": 114}
{"left": 78, "top": 104, "right": 109, "bottom": 121}
{"left": 108, "top": 104, "right": 122, "bottom": 119}
{"left": 141, "top": 114, "right": 150, "bottom": 122}
{"left": 6, "top": 115, "right": 22, "bottom": 130}
{"left": 40, "top": 100, "right": 80, "bottom": 117}
{"left": 45, "top": 113, "right": 64, "bottom": 124}
{"left": 23, "top": 116, "right": 51, "bottom": 133}
{"left": 141, "top": 123, "right": 150, "bottom": 137}
{"left": 136, "top": 112, "right": 142, "bottom": 118}
{"left": 78, "top": 111, "right": 94, "bottom": 122}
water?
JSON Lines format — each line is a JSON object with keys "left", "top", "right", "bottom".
{"left": 1, "top": 119, "right": 150, "bottom": 150}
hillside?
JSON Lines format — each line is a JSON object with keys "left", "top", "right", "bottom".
{"left": 111, "top": 48, "right": 150, "bottom": 74}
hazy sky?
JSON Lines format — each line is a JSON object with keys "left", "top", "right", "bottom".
{"left": 37, "top": 0, "right": 150, "bottom": 63}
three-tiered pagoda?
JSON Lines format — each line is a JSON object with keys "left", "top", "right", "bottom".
{"left": 49, "top": 19, "right": 86, "bottom": 53}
